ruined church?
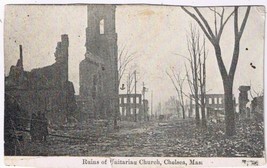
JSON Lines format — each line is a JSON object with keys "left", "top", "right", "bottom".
{"left": 78, "top": 5, "right": 119, "bottom": 119}
{"left": 5, "top": 35, "right": 77, "bottom": 124}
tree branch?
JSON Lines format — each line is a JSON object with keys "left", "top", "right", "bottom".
{"left": 238, "top": 6, "right": 251, "bottom": 38}
{"left": 209, "top": 7, "right": 222, "bottom": 17}
{"left": 194, "top": 7, "right": 216, "bottom": 40}
{"left": 217, "top": 9, "right": 235, "bottom": 42}
{"left": 181, "top": 7, "right": 213, "bottom": 43}
{"left": 229, "top": 6, "right": 251, "bottom": 81}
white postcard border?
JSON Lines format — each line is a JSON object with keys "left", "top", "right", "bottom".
{"left": 1, "top": 0, "right": 267, "bottom": 168}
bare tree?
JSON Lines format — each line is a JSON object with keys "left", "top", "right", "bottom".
{"left": 125, "top": 68, "right": 135, "bottom": 120}
{"left": 185, "top": 26, "right": 200, "bottom": 126}
{"left": 125, "top": 65, "right": 141, "bottom": 94}
{"left": 114, "top": 44, "right": 136, "bottom": 127}
{"left": 166, "top": 68, "right": 186, "bottom": 119}
{"left": 183, "top": 25, "right": 207, "bottom": 128}
{"left": 172, "top": 96, "right": 181, "bottom": 118}
{"left": 117, "top": 45, "right": 137, "bottom": 124}
{"left": 249, "top": 81, "right": 264, "bottom": 99}
{"left": 118, "top": 44, "right": 137, "bottom": 87}
{"left": 198, "top": 38, "right": 207, "bottom": 129}
{"left": 120, "top": 65, "right": 142, "bottom": 121}
{"left": 182, "top": 6, "right": 251, "bottom": 136}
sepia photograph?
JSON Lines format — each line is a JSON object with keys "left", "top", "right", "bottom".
{"left": 3, "top": 2, "right": 266, "bottom": 167}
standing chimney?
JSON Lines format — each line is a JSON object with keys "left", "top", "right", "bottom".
{"left": 19, "top": 45, "right": 23, "bottom": 69}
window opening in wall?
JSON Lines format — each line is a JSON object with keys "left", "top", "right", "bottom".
{"left": 219, "top": 97, "right": 222, "bottom": 104}
{"left": 209, "top": 98, "right": 212, "bottom": 104}
{"left": 119, "top": 107, "right": 123, "bottom": 115}
{"left": 100, "top": 19, "right": 104, "bottom": 34}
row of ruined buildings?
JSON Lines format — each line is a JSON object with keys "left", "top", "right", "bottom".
{"left": 5, "top": 5, "right": 120, "bottom": 126}
{"left": 186, "top": 86, "right": 263, "bottom": 122}
{"left": 157, "top": 86, "right": 263, "bottom": 122}
{"left": 5, "top": 5, "right": 151, "bottom": 127}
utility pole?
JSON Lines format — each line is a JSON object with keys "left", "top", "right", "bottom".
{"left": 134, "top": 70, "right": 137, "bottom": 122}
{"left": 126, "top": 72, "right": 131, "bottom": 120}
{"left": 151, "top": 90, "right": 153, "bottom": 119}
{"left": 142, "top": 82, "right": 148, "bottom": 121}
{"left": 142, "top": 82, "right": 146, "bottom": 99}
{"left": 159, "top": 102, "right": 162, "bottom": 116}
{"left": 19, "top": 45, "right": 23, "bottom": 69}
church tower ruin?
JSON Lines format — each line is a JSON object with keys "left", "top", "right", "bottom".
{"left": 79, "top": 5, "right": 118, "bottom": 119}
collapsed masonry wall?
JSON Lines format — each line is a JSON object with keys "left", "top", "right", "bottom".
{"left": 5, "top": 34, "right": 77, "bottom": 126}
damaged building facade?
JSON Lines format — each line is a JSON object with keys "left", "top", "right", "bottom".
{"left": 77, "top": 5, "right": 119, "bottom": 119}
{"left": 189, "top": 94, "right": 237, "bottom": 121}
{"left": 118, "top": 94, "right": 149, "bottom": 121}
{"left": 5, "top": 34, "right": 77, "bottom": 124}
{"left": 238, "top": 85, "right": 251, "bottom": 118}
{"left": 189, "top": 85, "right": 261, "bottom": 122}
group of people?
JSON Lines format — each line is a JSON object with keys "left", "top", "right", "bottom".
{"left": 30, "top": 111, "right": 48, "bottom": 142}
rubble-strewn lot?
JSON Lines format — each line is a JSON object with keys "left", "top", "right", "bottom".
{"left": 20, "top": 118, "right": 264, "bottom": 157}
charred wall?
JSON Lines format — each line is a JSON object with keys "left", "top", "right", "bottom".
{"left": 5, "top": 34, "right": 77, "bottom": 125}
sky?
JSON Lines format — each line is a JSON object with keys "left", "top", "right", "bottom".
{"left": 4, "top": 5, "right": 265, "bottom": 111}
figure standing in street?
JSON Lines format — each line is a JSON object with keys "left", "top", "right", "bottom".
{"left": 35, "top": 111, "right": 43, "bottom": 142}
{"left": 30, "top": 113, "right": 38, "bottom": 142}
{"left": 40, "top": 113, "right": 48, "bottom": 142}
